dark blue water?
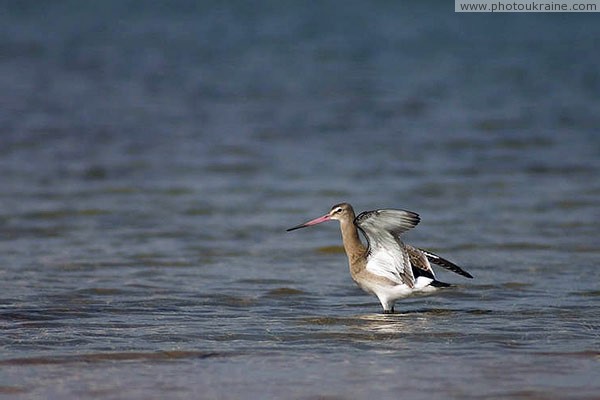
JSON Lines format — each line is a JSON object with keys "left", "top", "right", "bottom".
{"left": 1, "top": 2, "right": 599, "bottom": 399}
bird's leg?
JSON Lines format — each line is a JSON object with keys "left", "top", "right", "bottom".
{"left": 378, "top": 297, "right": 395, "bottom": 314}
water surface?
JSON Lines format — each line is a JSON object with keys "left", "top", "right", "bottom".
{"left": 1, "top": 2, "right": 599, "bottom": 399}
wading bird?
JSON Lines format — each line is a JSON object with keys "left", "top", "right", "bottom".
{"left": 287, "top": 203, "right": 473, "bottom": 313}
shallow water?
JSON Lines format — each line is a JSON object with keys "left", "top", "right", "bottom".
{"left": 1, "top": 2, "right": 599, "bottom": 399}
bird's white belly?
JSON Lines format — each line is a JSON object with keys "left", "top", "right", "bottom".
{"left": 356, "top": 276, "right": 435, "bottom": 302}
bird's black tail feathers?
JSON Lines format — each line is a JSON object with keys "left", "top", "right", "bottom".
{"left": 420, "top": 249, "right": 474, "bottom": 279}
{"left": 430, "top": 280, "right": 451, "bottom": 288}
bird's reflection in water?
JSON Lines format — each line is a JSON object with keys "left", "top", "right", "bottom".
{"left": 353, "top": 312, "right": 434, "bottom": 335}
{"left": 301, "top": 308, "right": 443, "bottom": 338}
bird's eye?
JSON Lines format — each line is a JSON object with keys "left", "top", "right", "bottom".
{"left": 335, "top": 208, "right": 343, "bottom": 213}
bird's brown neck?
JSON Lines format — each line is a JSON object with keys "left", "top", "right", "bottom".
{"left": 339, "top": 218, "right": 367, "bottom": 274}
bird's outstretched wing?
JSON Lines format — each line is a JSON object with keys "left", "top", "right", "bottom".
{"left": 354, "top": 209, "right": 420, "bottom": 287}
{"left": 354, "top": 209, "right": 420, "bottom": 237}
{"left": 419, "top": 248, "right": 473, "bottom": 279}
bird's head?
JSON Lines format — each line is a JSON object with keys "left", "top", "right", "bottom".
{"left": 327, "top": 202, "right": 354, "bottom": 221}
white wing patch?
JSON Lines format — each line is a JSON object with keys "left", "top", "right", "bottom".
{"left": 365, "top": 241, "right": 415, "bottom": 287}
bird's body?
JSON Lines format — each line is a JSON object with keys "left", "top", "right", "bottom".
{"left": 287, "top": 203, "right": 473, "bottom": 313}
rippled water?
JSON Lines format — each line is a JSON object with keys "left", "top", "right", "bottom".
{"left": 1, "top": 2, "right": 599, "bottom": 399}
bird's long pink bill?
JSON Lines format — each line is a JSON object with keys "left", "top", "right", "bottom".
{"left": 286, "top": 214, "right": 331, "bottom": 231}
